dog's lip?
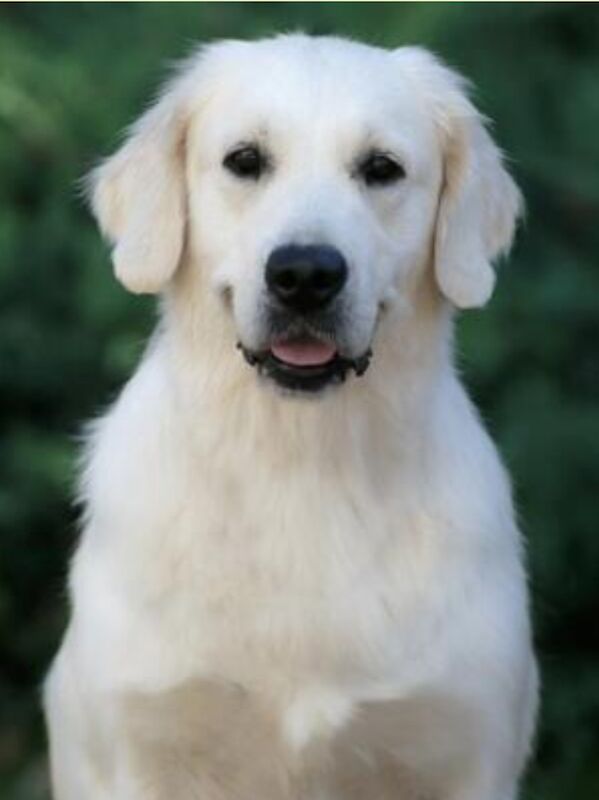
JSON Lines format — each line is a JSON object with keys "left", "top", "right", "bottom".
{"left": 237, "top": 340, "right": 373, "bottom": 390}
{"left": 270, "top": 337, "right": 337, "bottom": 368}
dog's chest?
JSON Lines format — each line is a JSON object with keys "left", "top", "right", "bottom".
{"left": 109, "top": 458, "right": 432, "bottom": 697}
{"left": 167, "top": 478, "right": 397, "bottom": 683}
{"left": 78, "top": 424, "right": 455, "bottom": 740}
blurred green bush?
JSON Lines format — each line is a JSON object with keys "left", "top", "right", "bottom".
{"left": 1, "top": 4, "right": 598, "bottom": 799}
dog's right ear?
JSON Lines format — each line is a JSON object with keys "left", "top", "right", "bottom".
{"left": 395, "top": 47, "right": 522, "bottom": 310}
{"left": 89, "top": 78, "right": 190, "bottom": 294}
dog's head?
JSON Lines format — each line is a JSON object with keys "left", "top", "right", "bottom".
{"left": 90, "top": 35, "right": 521, "bottom": 394}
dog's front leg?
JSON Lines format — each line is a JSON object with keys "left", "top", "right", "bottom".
{"left": 442, "top": 759, "right": 518, "bottom": 800}
{"left": 44, "top": 648, "right": 114, "bottom": 800}
{"left": 435, "top": 696, "right": 537, "bottom": 800}
{"left": 114, "top": 679, "right": 299, "bottom": 800}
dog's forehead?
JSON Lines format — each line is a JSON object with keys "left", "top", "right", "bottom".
{"left": 193, "top": 36, "right": 434, "bottom": 148}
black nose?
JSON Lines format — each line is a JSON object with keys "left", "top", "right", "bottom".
{"left": 265, "top": 244, "right": 348, "bottom": 312}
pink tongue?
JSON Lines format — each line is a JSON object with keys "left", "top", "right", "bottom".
{"left": 271, "top": 340, "right": 336, "bottom": 367}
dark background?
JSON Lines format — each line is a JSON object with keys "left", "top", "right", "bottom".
{"left": 1, "top": 3, "right": 598, "bottom": 798}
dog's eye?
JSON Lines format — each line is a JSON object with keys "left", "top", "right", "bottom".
{"left": 359, "top": 153, "right": 405, "bottom": 187}
{"left": 223, "top": 146, "right": 267, "bottom": 180}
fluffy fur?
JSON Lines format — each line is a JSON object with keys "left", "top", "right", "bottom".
{"left": 44, "top": 35, "right": 537, "bottom": 799}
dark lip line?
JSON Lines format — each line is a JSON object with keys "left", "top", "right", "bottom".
{"left": 237, "top": 342, "right": 373, "bottom": 378}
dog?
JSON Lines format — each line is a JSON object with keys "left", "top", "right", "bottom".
{"left": 44, "top": 34, "right": 538, "bottom": 799}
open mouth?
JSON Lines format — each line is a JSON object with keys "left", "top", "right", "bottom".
{"left": 239, "top": 335, "right": 372, "bottom": 393}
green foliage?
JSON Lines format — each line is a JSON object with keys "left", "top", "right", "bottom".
{"left": 1, "top": 4, "right": 598, "bottom": 798}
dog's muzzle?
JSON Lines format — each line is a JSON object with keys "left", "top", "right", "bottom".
{"left": 239, "top": 244, "right": 371, "bottom": 392}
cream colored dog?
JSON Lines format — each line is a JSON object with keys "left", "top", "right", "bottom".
{"left": 44, "top": 35, "right": 538, "bottom": 800}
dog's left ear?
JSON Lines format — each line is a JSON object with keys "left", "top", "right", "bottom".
{"left": 397, "top": 48, "right": 523, "bottom": 309}
{"left": 89, "top": 77, "right": 190, "bottom": 294}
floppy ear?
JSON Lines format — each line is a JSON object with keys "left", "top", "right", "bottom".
{"left": 89, "top": 80, "right": 189, "bottom": 294}
{"left": 399, "top": 48, "right": 523, "bottom": 309}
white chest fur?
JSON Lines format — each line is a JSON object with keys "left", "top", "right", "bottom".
{"left": 69, "top": 347, "right": 526, "bottom": 760}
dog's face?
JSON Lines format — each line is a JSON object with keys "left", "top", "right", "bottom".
{"left": 91, "top": 36, "right": 521, "bottom": 394}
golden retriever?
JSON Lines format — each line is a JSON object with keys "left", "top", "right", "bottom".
{"left": 44, "top": 34, "right": 538, "bottom": 800}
